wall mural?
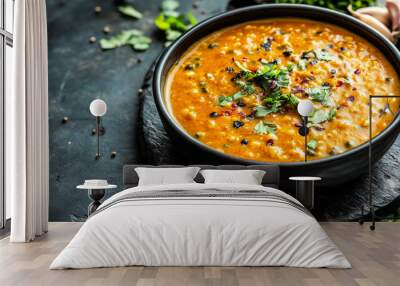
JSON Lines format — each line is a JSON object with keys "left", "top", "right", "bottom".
{"left": 48, "top": 0, "right": 400, "bottom": 221}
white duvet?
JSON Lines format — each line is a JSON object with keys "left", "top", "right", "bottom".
{"left": 50, "top": 183, "right": 350, "bottom": 269}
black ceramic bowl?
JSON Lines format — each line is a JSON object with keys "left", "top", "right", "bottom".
{"left": 153, "top": 4, "right": 400, "bottom": 186}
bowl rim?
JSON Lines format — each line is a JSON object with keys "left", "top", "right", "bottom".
{"left": 153, "top": 3, "right": 400, "bottom": 167}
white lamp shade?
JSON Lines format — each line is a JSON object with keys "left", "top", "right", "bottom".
{"left": 297, "top": 100, "right": 314, "bottom": 117}
{"left": 89, "top": 99, "right": 107, "bottom": 117}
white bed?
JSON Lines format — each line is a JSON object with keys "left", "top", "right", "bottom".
{"left": 50, "top": 179, "right": 350, "bottom": 269}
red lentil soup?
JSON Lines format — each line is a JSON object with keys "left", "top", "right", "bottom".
{"left": 165, "top": 19, "right": 400, "bottom": 162}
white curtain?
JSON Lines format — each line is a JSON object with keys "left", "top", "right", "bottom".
{"left": 7, "top": 0, "right": 49, "bottom": 242}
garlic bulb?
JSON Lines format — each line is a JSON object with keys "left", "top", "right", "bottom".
{"left": 348, "top": 5, "right": 395, "bottom": 42}
{"left": 356, "top": 7, "right": 390, "bottom": 27}
{"left": 386, "top": 0, "right": 400, "bottom": 31}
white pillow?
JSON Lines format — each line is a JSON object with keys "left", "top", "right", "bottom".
{"left": 135, "top": 167, "right": 200, "bottom": 186}
{"left": 200, "top": 169, "right": 265, "bottom": 185}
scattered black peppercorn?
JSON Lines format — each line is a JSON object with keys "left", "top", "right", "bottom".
{"left": 209, "top": 112, "right": 219, "bottom": 118}
{"left": 110, "top": 151, "right": 117, "bottom": 159}
{"left": 261, "top": 41, "right": 272, "bottom": 51}
{"left": 233, "top": 120, "right": 244, "bottom": 128}
{"left": 226, "top": 66, "right": 234, "bottom": 73}
{"left": 185, "top": 64, "right": 195, "bottom": 71}
{"left": 270, "top": 59, "right": 279, "bottom": 65}
{"left": 282, "top": 51, "right": 292, "bottom": 57}
{"left": 339, "top": 47, "right": 346, "bottom": 52}
{"left": 103, "top": 25, "right": 112, "bottom": 34}
{"left": 94, "top": 6, "right": 102, "bottom": 14}
{"left": 237, "top": 100, "right": 246, "bottom": 107}
{"left": 266, "top": 139, "right": 274, "bottom": 146}
{"left": 241, "top": 139, "right": 248, "bottom": 145}
{"left": 330, "top": 69, "right": 337, "bottom": 75}
{"left": 208, "top": 43, "right": 218, "bottom": 49}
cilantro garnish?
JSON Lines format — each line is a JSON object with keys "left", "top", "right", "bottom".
{"left": 307, "top": 86, "right": 334, "bottom": 106}
{"left": 307, "top": 139, "right": 318, "bottom": 150}
{"left": 254, "top": 121, "right": 277, "bottom": 135}
{"left": 117, "top": 5, "right": 143, "bottom": 19}
{"left": 155, "top": 1, "right": 197, "bottom": 46}
{"left": 301, "top": 49, "right": 334, "bottom": 62}
{"left": 218, "top": 96, "right": 233, "bottom": 107}
{"left": 100, "top": 29, "right": 151, "bottom": 51}
{"left": 309, "top": 108, "right": 337, "bottom": 125}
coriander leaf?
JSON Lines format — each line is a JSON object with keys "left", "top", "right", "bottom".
{"left": 297, "top": 59, "right": 307, "bottom": 70}
{"left": 315, "top": 49, "right": 334, "bottom": 61}
{"left": 309, "top": 108, "right": 336, "bottom": 124}
{"left": 162, "top": 0, "right": 180, "bottom": 12}
{"left": 307, "top": 139, "right": 318, "bottom": 150}
{"left": 283, "top": 93, "right": 300, "bottom": 106}
{"left": 99, "top": 38, "right": 122, "bottom": 49}
{"left": 234, "top": 61, "right": 252, "bottom": 73}
{"left": 118, "top": 5, "right": 143, "bottom": 19}
{"left": 287, "top": 63, "right": 295, "bottom": 72}
{"left": 166, "top": 29, "right": 182, "bottom": 41}
{"left": 254, "top": 121, "right": 277, "bottom": 135}
{"left": 168, "top": 14, "right": 188, "bottom": 31}
{"left": 232, "top": 91, "right": 244, "bottom": 100}
{"left": 276, "top": 69, "right": 290, "bottom": 87}
{"left": 218, "top": 96, "right": 232, "bottom": 107}
{"left": 100, "top": 29, "right": 151, "bottom": 51}
{"left": 187, "top": 11, "right": 197, "bottom": 26}
{"left": 307, "top": 86, "right": 333, "bottom": 106}
{"left": 255, "top": 105, "right": 277, "bottom": 117}
{"left": 154, "top": 13, "right": 170, "bottom": 30}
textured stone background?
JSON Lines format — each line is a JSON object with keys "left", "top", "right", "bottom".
{"left": 48, "top": 0, "right": 399, "bottom": 221}
{"left": 47, "top": 0, "right": 226, "bottom": 221}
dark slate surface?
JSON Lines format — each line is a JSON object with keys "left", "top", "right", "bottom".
{"left": 47, "top": 0, "right": 227, "bottom": 221}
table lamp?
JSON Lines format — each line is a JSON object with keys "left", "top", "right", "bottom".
{"left": 297, "top": 100, "right": 314, "bottom": 162}
{"left": 89, "top": 99, "right": 107, "bottom": 160}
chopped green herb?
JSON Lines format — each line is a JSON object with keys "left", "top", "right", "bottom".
{"left": 165, "top": 29, "right": 182, "bottom": 41}
{"left": 218, "top": 96, "right": 233, "bottom": 107}
{"left": 155, "top": 1, "right": 197, "bottom": 46}
{"left": 271, "top": 1, "right": 374, "bottom": 13}
{"left": 307, "top": 86, "right": 334, "bottom": 106}
{"left": 297, "top": 59, "right": 307, "bottom": 70}
{"left": 301, "top": 49, "right": 334, "bottom": 62}
{"left": 234, "top": 61, "right": 252, "bottom": 73}
{"left": 232, "top": 91, "right": 244, "bottom": 100}
{"left": 309, "top": 108, "right": 336, "bottom": 125}
{"left": 254, "top": 121, "right": 277, "bottom": 135}
{"left": 287, "top": 63, "right": 295, "bottom": 72}
{"left": 99, "top": 29, "right": 151, "bottom": 51}
{"left": 117, "top": 5, "right": 143, "bottom": 19}
{"left": 307, "top": 139, "right": 318, "bottom": 150}
{"left": 315, "top": 49, "right": 335, "bottom": 61}
{"left": 255, "top": 105, "right": 278, "bottom": 117}
{"left": 162, "top": 0, "right": 180, "bottom": 14}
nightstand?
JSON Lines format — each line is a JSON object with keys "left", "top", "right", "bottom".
{"left": 77, "top": 180, "right": 117, "bottom": 216}
{"left": 289, "top": 177, "right": 321, "bottom": 210}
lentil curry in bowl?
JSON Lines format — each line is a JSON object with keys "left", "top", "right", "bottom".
{"left": 165, "top": 18, "right": 400, "bottom": 163}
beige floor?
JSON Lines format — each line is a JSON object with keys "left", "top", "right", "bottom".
{"left": 0, "top": 222, "right": 399, "bottom": 286}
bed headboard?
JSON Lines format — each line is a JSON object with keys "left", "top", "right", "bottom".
{"left": 123, "top": 165, "right": 280, "bottom": 189}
